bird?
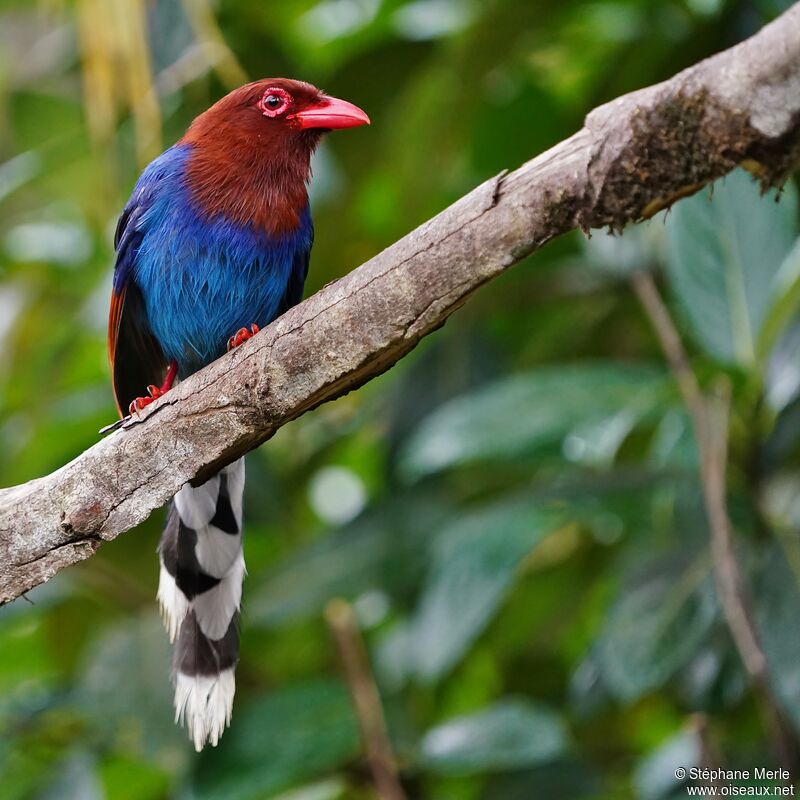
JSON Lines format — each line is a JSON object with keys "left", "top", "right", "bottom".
{"left": 107, "top": 78, "right": 369, "bottom": 750}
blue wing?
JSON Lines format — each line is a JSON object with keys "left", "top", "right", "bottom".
{"left": 108, "top": 156, "right": 171, "bottom": 416}
{"left": 278, "top": 222, "right": 313, "bottom": 315}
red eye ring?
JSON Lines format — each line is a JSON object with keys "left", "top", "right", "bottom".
{"left": 258, "top": 87, "right": 291, "bottom": 118}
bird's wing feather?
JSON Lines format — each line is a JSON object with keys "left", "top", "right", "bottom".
{"left": 108, "top": 181, "right": 167, "bottom": 416}
{"left": 278, "top": 222, "right": 313, "bottom": 314}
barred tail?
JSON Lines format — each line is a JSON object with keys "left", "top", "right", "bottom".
{"left": 156, "top": 458, "right": 245, "bottom": 751}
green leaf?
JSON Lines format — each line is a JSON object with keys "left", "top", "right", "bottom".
{"left": 191, "top": 680, "right": 359, "bottom": 800}
{"left": 37, "top": 751, "right": 103, "bottom": 800}
{"left": 633, "top": 730, "right": 699, "bottom": 800}
{"left": 484, "top": 759, "right": 601, "bottom": 800}
{"left": 248, "top": 494, "right": 448, "bottom": 627}
{"left": 755, "top": 545, "right": 800, "bottom": 731}
{"left": 0, "top": 603, "right": 60, "bottom": 698}
{"left": 399, "top": 363, "right": 672, "bottom": 480}
{"left": 648, "top": 409, "right": 698, "bottom": 470}
{"left": 584, "top": 218, "right": 666, "bottom": 276}
{"left": 596, "top": 557, "right": 718, "bottom": 701}
{"left": 270, "top": 778, "right": 349, "bottom": 800}
{"left": 75, "top": 617, "right": 187, "bottom": 765}
{"left": 757, "top": 238, "right": 800, "bottom": 363}
{"left": 99, "top": 754, "right": 170, "bottom": 800}
{"left": 665, "top": 169, "right": 798, "bottom": 366}
{"left": 677, "top": 641, "right": 747, "bottom": 711}
{"left": 410, "top": 500, "right": 565, "bottom": 683}
{"left": 766, "top": 320, "right": 800, "bottom": 411}
{"left": 419, "top": 699, "right": 568, "bottom": 775}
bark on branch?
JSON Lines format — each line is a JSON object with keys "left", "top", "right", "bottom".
{"left": 2, "top": 5, "right": 800, "bottom": 604}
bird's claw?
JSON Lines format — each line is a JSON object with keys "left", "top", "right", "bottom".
{"left": 125, "top": 361, "right": 178, "bottom": 418}
{"left": 128, "top": 384, "right": 165, "bottom": 416}
{"left": 228, "top": 324, "right": 260, "bottom": 351}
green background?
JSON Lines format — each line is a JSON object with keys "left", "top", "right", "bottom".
{"left": 0, "top": 0, "right": 799, "bottom": 798}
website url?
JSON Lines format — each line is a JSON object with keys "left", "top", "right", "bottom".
{"left": 685, "top": 784, "right": 795, "bottom": 796}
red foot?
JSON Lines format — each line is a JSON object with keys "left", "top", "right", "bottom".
{"left": 129, "top": 361, "right": 178, "bottom": 416}
{"left": 227, "top": 324, "right": 260, "bottom": 351}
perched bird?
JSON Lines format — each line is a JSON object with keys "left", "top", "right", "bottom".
{"left": 107, "top": 79, "right": 369, "bottom": 750}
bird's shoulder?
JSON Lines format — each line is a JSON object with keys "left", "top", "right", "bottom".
{"left": 112, "top": 145, "right": 193, "bottom": 290}
{"left": 115, "top": 145, "right": 190, "bottom": 249}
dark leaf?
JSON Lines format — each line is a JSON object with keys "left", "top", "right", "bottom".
{"left": 419, "top": 699, "right": 568, "bottom": 775}
{"left": 191, "top": 680, "right": 360, "bottom": 800}
{"left": 400, "top": 363, "right": 672, "bottom": 479}
{"left": 409, "top": 501, "right": 565, "bottom": 683}
{"left": 596, "top": 557, "right": 718, "bottom": 701}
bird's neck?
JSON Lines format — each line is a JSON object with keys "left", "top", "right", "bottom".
{"left": 181, "top": 127, "right": 314, "bottom": 237}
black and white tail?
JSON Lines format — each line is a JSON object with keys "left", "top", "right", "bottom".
{"left": 156, "top": 458, "right": 245, "bottom": 751}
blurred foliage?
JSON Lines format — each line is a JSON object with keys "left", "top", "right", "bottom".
{"left": 0, "top": 0, "right": 799, "bottom": 798}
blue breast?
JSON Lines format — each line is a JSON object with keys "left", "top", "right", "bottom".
{"left": 128, "top": 144, "right": 312, "bottom": 376}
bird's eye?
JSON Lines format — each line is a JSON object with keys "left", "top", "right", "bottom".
{"left": 259, "top": 88, "right": 291, "bottom": 118}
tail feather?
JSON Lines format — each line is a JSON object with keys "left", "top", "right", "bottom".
{"left": 174, "top": 669, "right": 236, "bottom": 751}
{"left": 173, "top": 611, "right": 238, "bottom": 750}
{"left": 157, "top": 458, "right": 245, "bottom": 750}
{"left": 191, "top": 554, "right": 245, "bottom": 640}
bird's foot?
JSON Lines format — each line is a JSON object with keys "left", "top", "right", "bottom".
{"left": 128, "top": 361, "right": 178, "bottom": 416}
{"left": 129, "top": 386, "right": 163, "bottom": 415}
{"left": 227, "top": 324, "right": 260, "bottom": 351}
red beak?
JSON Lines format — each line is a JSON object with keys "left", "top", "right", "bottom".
{"left": 293, "top": 94, "right": 370, "bottom": 130}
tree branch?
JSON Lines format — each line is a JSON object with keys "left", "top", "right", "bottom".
{"left": 2, "top": 5, "right": 800, "bottom": 604}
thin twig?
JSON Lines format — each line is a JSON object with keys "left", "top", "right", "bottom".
{"left": 630, "top": 272, "right": 706, "bottom": 433}
{"left": 692, "top": 713, "right": 723, "bottom": 788}
{"left": 325, "top": 599, "right": 407, "bottom": 800}
{"left": 632, "top": 270, "right": 798, "bottom": 776}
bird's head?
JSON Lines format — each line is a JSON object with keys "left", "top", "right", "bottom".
{"left": 183, "top": 78, "right": 369, "bottom": 152}
{"left": 254, "top": 78, "right": 370, "bottom": 132}
{"left": 180, "top": 79, "right": 368, "bottom": 234}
